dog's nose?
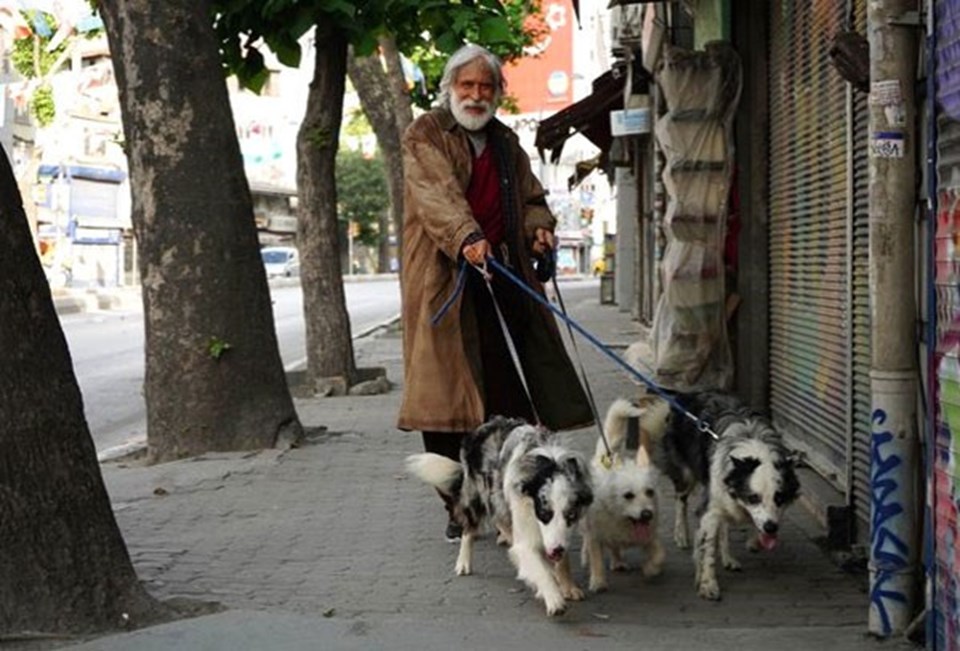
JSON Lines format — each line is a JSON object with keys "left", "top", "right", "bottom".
{"left": 640, "top": 509, "right": 654, "bottom": 523}
{"left": 546, "top": 545, "right": 565, "bottom": 561}
{"left": 763, "top": 521, "right": 779, "bottom": 535}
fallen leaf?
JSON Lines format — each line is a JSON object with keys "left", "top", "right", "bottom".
{"left": 576, "top": 627, "right": 608, "bottom": 638}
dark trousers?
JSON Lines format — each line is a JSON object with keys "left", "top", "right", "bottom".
{"left": 421, "top": 259, "right": 536, "bottom": 519}
{"left": 422, "top": 431, "right": 464, "bottom": 521}
{"left": 465, "top": 261, "right": 536, "bottom": 423}
{"left": 421, "top": 431, "right": 464, "bottom": 461}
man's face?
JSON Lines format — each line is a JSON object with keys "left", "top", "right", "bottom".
{"left": 451, "top": 58, "right": 498, "bottom": 132}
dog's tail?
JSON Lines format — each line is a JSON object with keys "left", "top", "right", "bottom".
{"left": 599, "top": 397, "right": 672, "bottom": 462}
{"left": 405, "top": 453, "right": 463, "bottom": 497}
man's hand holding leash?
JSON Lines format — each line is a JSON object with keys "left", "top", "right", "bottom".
{"left": 532, "top": 227, "right": 555, "bottom": 256}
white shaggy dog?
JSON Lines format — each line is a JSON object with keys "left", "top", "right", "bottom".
{"left": 580, "top": 398, "right": 670, "bottom": 593}
{"left": 406, "top": 416, "right": 593, "bottom": 616}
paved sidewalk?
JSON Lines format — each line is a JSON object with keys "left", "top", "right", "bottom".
{"left": 68, "top": 280, "right": 911, "bottom": 650}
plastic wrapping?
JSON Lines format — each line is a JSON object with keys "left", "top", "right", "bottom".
{"left": 649, "top": 43, "right": 742, "bottom": 391}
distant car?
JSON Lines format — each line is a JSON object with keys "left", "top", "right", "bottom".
{"left": 261, "top": 246, "right": 300, "bottom": 278}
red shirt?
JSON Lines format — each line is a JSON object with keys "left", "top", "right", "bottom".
{"left": 465, "top": 145, "right": 504, "bottom": 245}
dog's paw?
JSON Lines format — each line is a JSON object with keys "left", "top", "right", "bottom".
{"left": 673, "top": 531, "right": 690, "bottom": 549}
{"left": 562, "top": 584, "right": 585, "bottom": 601}
{"left": 588, "top": 578, "right": 608, "bottom": 593}
{"left": 454, "top": 560, "right": 472, "bottom": 576}
{"left": 642, "top": 560, "right": 663, "bottom": 578}
{"left": 544, "top": 595, "right": 567, "bottom": 616}
{"left": 723, "top": 557, "right": 742, "bottom": 572}
{"left": 495, "top": 530, "right": 511, "bottom": 547}
{"left": 696, "top": 579, "right": 722, "bottom": 601}
{"left": 611, "top": 560, "right": 629, "bottom": 573}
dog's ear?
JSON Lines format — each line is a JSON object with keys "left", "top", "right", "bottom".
{"left": 725, "top": 456, "right": 761, "bottom": 492}
{"left": 564, "top": 455, "right": 589, "bottom": 480}
{"left": 519, "top": 455, "right": 556, "bottom": 498}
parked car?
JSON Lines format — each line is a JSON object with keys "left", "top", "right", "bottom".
{"left": 261, "top": 246, "right": 300, "bottom": 278}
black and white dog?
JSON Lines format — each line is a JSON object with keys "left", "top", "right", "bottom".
{"left": 637, "top": 391, "right": 801, "bottom": 600}
{"left": 580, "top": 398, "right": 670, "bottom": 592}
{"left": 406, "top": 416, "right": 594, "bottom": 616}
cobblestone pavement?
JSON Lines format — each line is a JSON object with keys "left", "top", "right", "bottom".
{"left": 70, "top": 281, "right": 912, "bottom": 650}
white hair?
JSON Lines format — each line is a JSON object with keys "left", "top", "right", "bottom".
{"left": 436, "top": 44, "right": 505, "bottom": 109}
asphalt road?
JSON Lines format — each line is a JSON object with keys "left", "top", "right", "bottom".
{"left": 59, "top": 278, "right": 401, "bottom": 456}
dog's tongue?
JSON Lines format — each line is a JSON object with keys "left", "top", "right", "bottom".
{"left": 632, "top": 521, "right": 652, "bottom": 543}
{"left": 759, "top": 532, "right": 779, "bottom": 551}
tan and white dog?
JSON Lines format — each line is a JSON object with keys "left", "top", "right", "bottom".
{"left": 580, "top": 398, "right": 670, "bottom": 592}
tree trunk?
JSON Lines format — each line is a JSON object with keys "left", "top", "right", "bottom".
{"left": 347, "top": 37, "right": 409, "bottom": 269}
{"left": 99, "top": 0, "right": 302, "bottom": 461}
{"left": 380, "top": 36, "right": 414, "bottom": 138}
{"left": 0, "top": 144, "right": 166, "bottom": 634}
{"left": 299, "top": 28, "right": 357, "bottom": 389}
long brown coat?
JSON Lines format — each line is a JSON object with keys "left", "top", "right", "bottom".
{"left": 396, "top": 108, "right": 593, "bottom": 434}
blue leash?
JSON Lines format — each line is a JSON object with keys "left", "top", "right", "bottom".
{"left": 485, "top": 256, "right": 719, "bottom": 440}
{"left": 430, "top": 260, "right": 468, "bottom": 326}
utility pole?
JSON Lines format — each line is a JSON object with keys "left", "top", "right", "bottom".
{"left": 866, "top": 0, "right": 920, "bottom": 638}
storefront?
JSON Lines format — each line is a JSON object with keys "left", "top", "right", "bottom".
{"left": 765, "top": 0, "right": 873, "bottom": 534}
{"left": 35, "top": 163, "right": 129, "bottom": 287}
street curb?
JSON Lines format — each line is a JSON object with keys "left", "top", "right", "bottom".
{"left": 98, "top": 313, "right": 403, "bottom": 461}
{"left": 98, "top": 439, "right": 147, "bottom": 463}
{"left": 353, "top": 313, "right": 401, "bottom": 340}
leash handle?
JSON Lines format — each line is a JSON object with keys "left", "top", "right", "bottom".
{"left": 486, "top": 257, "right": 719, "bottom": 441}
{"left": 535, "top": 246, "right": 556, "bottom": 283}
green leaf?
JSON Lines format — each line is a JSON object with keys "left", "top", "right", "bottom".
{"left": 434, "top": 32, "right": 461, "bottom": 54}
{"left": 207, "top": 337, "right": 233, "bottom": 360}
{"left": 271, "top": 37, "right": 302, "bottom": 68}
{"left": 352, "top": 32, "right": 379, "bottom": 57}
{"left": 478, "top": 16, "right": 513, "bottom": 44}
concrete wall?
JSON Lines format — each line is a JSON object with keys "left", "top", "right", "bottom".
{"left": 731, "top": 2, "right": 769, "bottom": 410}
{"left": 615, "top": 165, "right": 637, "bottom": 313}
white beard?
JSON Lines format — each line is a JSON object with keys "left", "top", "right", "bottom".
{"left": 451, "top": 97, "right": 495, "bottom": 132}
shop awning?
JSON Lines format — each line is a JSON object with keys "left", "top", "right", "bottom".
{"left": 534, "top": 68, "right": 626, "bottom": 166}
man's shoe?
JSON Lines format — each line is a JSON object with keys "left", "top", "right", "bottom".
{"left": 445, "top": 521, "right": 463, "bottom": 543}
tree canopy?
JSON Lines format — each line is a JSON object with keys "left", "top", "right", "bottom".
{"left": 211, "top": 0, "right": 546, "bottom": 98}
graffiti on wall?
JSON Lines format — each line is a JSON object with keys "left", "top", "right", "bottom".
{"left": 869, "top": 409, "right": 909, "bottom": 636}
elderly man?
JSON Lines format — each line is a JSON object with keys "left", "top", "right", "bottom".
{"left": 397, "top": 44, "right": 594, "bottom": 540}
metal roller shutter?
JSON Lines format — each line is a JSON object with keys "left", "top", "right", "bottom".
{"left": 767, "top": 2, "right": 853, "bottom": 494}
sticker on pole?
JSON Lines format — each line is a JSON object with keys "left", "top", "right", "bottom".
{"left": 870, "top": 80, "right": 902, "bottom": 105}
{"left": 871, "top": 131, "right": 904, "bottom": 159}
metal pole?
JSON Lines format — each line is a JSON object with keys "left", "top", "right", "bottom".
{"left": 867, "top": 0, "right": 921, "bottom": 638}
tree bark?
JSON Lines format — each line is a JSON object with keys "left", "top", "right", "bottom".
{"left": 299, "top": 28, "right": 357, "bottom": 388}
{"left": 99, "top": 0, "right": 302, "bottom": 461}
{"left": 347, "top": 36, "right": 411, "bottom": 269}
{"left": 0, "top": 144, "right": 166, "bottom": 634}
{"left": 380, "top": 36, "right": 414, "bottom": 138}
